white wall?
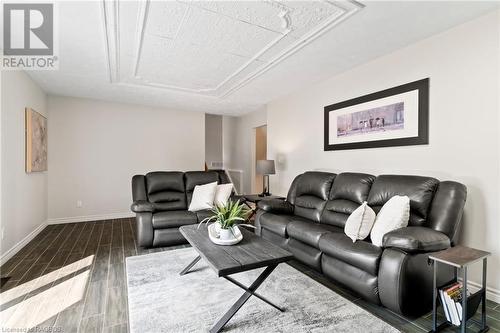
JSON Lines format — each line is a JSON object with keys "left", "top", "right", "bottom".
{"left": 205, "top": 114, "right": 223, "bottom": 168}
{"left": 223, "top": 108, "right": 267, "bottom": 194}
{"left": 1, "top": 71, "right": 48, "bottom": 261}
{"left": 48, "top": 96, "right": 205, "bottom": 222}
{"left": 267, "top": 12, "right": 500, "bottom": 297}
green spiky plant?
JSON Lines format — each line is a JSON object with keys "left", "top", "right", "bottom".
{"left": 199, "top": 200, "right": 250, "bottom": 230}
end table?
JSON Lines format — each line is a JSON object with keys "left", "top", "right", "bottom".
{"left": 239, "top": 194, "right": 285, "bottom": 220}
{"left": 428, "top": 245, "right": 490, "bottom": 333}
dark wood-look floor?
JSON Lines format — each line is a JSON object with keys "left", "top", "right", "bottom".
{"left": 0, "top": 219, "right": 498, "bottom": 333}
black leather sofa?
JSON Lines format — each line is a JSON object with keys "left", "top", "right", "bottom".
{"left": 131, "top": 170, "right": 231, "bottom": 247}
{"left": 255, "top": 171, "right": 466, "bottom": 317}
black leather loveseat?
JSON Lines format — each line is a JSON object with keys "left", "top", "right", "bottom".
{"left": 131, "top": 170, "right": 231, "bottom": 247}
{"left": 255, "top": 171, "right": 466, "bottom": 317}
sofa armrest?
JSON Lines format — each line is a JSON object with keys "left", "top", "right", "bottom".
{"left": 131, "top": 200, "right": 154, "bottom": 213}
{"left": 382, "top": 226, "right": 450, "bottom": 253}
{"left": 257, "top": 199, "right": 293, "bottom": 215}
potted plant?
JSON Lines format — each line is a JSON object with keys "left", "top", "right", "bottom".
{"left": 199, "top": 200, "right": 250, "bottom": 240}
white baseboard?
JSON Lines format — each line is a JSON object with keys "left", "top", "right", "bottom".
{"left": 47, "top": 212, "right": 134, "bottom": 225}
{"left": 0, "top": 221, "right": 48, "bottom": 265}
{"left": 467, "top": 279, "right": 500, "bottom": 304}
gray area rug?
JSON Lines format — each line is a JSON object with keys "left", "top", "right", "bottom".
{"left": 126, "top": 248, "right": 399, "bottom": 333}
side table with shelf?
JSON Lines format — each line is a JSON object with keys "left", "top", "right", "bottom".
{"left": 237, "top": 194, "right": 285, "bottom": 221}
{"left": 428, "top": 245, "right": 490, "bottom": 333}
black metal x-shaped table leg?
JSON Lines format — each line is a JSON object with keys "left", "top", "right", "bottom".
{"left": 223, "top": 275, "right": 284, "bottom": 312}
{"left": 179, "top": 255, "right": 201, "bottom": 276}
{"left": 210, "top": 264, "right": 281, "bottom": 333}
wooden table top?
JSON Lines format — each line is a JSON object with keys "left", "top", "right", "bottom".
{"left": 429, "top": 245, "right": 491, "bottom": 268}
{"left": 179, "top": 224, "right": 293, "bottom": 277}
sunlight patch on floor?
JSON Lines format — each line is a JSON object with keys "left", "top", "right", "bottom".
{"left": 0, "top": 255, "right": 94, "bottom": 331}
{"left": 0, "top": 255, "right": 94, "bottom": 307}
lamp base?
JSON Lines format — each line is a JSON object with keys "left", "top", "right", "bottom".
{"left": 259, "top": 174, "right": 271, "bottom": 197}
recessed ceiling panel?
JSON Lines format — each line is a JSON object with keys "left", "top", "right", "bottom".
{"left": 137, "top": 35, "right": 265, "bottom": 90}
{"left": 106, "top": 0, "right": 364, "bottom": 97}
{"left": 146, "top": 1, "right": 189, "bottom": 39}
{"left": 187, "top": 1, "right": 289, "bottom": 33}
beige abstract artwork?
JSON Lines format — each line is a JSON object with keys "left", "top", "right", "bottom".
{"left": 25, "top": 108, "right": 47, "bottom": 173}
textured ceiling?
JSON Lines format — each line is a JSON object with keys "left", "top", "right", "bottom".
{"left": 121, "top": 1, "right": 362, "bottom": 97}
{"left": 27, "top": 1, "right": 498, "bottom": 115}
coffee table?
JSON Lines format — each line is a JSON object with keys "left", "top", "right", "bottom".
{"left": 179, "top": 224, "right": 293, "bottom": 333}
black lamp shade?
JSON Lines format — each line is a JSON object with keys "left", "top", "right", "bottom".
{"left": 256, "top": 160, "right": 275, "bottom": 175}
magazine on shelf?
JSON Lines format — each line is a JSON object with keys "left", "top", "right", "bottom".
{"left": 439, "top": 282, "right": 470, "bottom": 326}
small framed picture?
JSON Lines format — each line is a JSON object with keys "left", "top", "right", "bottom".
{"left": 324, "top": 78, "right": 429, "bottom": 151}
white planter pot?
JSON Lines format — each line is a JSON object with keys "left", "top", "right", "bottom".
{"left": 219, "top": 228, "right": 233, "bottom": 240}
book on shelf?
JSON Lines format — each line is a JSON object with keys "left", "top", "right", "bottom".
{"left": 439, "top": 282, "right": 470, "bottom": 326}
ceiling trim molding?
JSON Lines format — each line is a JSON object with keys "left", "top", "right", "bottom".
{"left": 103, "top": 0, "right": 364, "bottom": 98}
{"left": 132, "top": 0, "right": 150, "bottom": 77}
{"left": 102, "top": 0, "right": 120, "bottom": 83}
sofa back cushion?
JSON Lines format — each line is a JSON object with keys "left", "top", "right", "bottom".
{"left": 146, "top": 172, "right": 186, "bottom": 211}
{"left": 293, "top": 171, "right": 336, "bottom": 222}
{"left": 427, "top": 181, "right": 467, "bottom": 245}
{"left": 321, "top": 173, "right": 375, "bottom": 227}
{"left": 185, "top": 171, "right": 219, "bottom": 205}
{"left": 211, "top": 169, "right": 231, "bottom": 184}
{"left": 367, "top": 175, "right": 439, "bottom": 226}
{"left": 286, "top": 173, "right": 303, "bottom": 205}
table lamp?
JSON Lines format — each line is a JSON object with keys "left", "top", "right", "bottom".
{"left": 256, "top": 160, "right": 275, "bottom": 197}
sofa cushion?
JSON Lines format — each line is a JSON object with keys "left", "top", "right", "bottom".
{"left": 146, "top": 171, "right": 185, "bottom": 193}
{"left": 367, "top": 175, "right": 439, "bottom": 226}
{"left": 321, "top": 255, "right": 380, "bottom": 304}
{"left": 286, "top": 173, "right": 303, "bottom": 205}
{"left": 321, "top": 173, "right": 375, "bottom": 228}
{"left": 261, "top": 228, "right": 288, "bottom": 249}
{"left": 258, "top": 199, "right": 293, "bottom": 215}
{"left": 329, "top": 173, "right": 376, "bottom": 203}
{"left": 287, "top": 220, "right": 342, "bottom": 248}
{"left": 295, "top": 171, "right": 336, "bottom": 200}
{"left": 294, "top": 196, "right": 328, "bottom": 222}
{"left": 319, "top": 233, "right": 382, "bottom": 276}
{"left": 382, "top": 226, "right": 450, "bottom": 253}
{"left": 288, "top": 238, "right": 323, "bottom": 271}
{"left": 427, "top": 181, "right": 467, "bottom": 245}
{"left": 294, "top": 171, "right": 336, "bottom": 222}
{"left": 146, "top": 172, "right": 187, "bottom": 211}
{"left": 211, "top": 169, "right": 231, "bottom": 184}
{"left": 259, "top": 213, "right": 294, "bottom": 237}
{"left": 152, "top": 211, "right": 197, "bottom": 229}
{"left": 321, "top": 199, "right": 359, "bottom": 227}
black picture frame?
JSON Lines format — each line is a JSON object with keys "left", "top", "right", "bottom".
{"left": 324, "top": 78, "right": 429, "bottom": 151}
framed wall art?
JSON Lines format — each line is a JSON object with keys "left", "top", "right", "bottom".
{"left": 324, "top": 78, "right": 429, "bottom": 151}
{"left": 25, "top": 107, "right": 48, "bottom": 172}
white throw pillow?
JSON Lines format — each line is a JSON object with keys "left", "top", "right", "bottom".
{"left": 344, "top": 201, "right": 376, "bottom": 242}
{"left": 370, "top": 195, "right": 410, "bottom": 247}
{"left": 188, "top": 182, "right": 218, "bottom": 212}
{"left": 214, "top": 183, "right": 233, "bottom": 207}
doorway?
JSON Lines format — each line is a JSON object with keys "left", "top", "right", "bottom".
{"left": 253, "top": 125, "right": 267, "bottom": 193}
